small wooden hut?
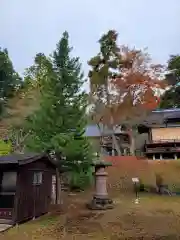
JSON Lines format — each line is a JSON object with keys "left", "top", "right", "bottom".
{"left": 0, "top": 153, "right": 56, "bottom": 225}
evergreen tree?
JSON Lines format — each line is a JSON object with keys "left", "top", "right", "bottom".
{"left": 160, "top": 55, "right": 180, "bottom": 109}
{"left": 0, "top": 48, "right": 22, "bottom": 116}
{"left": 168, "top": 55, "right": 180, "bottom": 84}
{"left": 24, "top": 32, "right": 93, "bottom": 192}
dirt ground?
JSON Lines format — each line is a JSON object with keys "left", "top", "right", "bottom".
{"left": 2, "top": 159, "right": 180, "bottom": 239}
{"left": 2, "top": 192, "right": 180, "bottom": 240}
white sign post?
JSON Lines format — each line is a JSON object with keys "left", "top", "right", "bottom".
{"left": 132, "top": 177, "right": 140, "bottom": 204}
{"left": 132, "top": 178, "right": 139, "bottom": 183}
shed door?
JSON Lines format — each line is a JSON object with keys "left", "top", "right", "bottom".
{"left": 32, "top": 171, "right": 48, "bottom": 217}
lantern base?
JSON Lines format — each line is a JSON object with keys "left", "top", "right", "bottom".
{"left": 87, "top": 196, "right": 114, "bottom": 210}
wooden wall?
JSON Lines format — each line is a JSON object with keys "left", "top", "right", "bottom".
{"left": 15, "top": 158, "right": 55, "bottom": 223}
{"left": 152, "top": 127, "right": 180, "bottom": 141}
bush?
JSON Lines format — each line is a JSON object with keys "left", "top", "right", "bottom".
{"left": 0, "top": 140, "right": 12, "bottom": 156}
{"left": 136, "top": 179, "right": 157, "bottom": 193}
{"left": 135, "top": 179, "right": 147, "bottom": 192}
{"left": 139, "top": 182, "right": 145, "bottom": 192}
{"left": 69, "top": 168, "right": 93, "bottom": 191}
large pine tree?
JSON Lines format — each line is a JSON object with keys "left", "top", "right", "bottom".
{"left": 24, "top": 32, "right": 93, "bottom": 191}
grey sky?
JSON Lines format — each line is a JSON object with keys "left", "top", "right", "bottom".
{"left": 1, "top": 0, "right": 179, "bottom": 88}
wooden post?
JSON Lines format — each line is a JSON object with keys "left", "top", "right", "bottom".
{"left": 56, "top": 168, "right": 61, "bottom": 205}
{"left": 51, "top": 175, "right": 56, "bottom": 204}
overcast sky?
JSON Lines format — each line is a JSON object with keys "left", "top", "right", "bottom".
{"left": 0, "top": 0, "right": 179, "bottom": 90}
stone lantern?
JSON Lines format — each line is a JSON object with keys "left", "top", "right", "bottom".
{"left": 87, "top": 159, "right": 114, "bottom": 210}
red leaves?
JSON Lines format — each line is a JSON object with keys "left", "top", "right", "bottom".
{"left": 109, "top": 48, "right": 167, "bottom": 124}
{"left": 88, "top": 30, "right": 168, "bottom": 127}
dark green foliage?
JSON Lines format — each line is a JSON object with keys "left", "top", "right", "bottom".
{"left": 138, "top": 179, "right": 145, "bottom": 192}
{"left": 69, "top": 169, "right": 93, "bottom": 191}
{"left": 0, "top": 48, "right": 22, "bottom": 116}
{"left": 160, "top": 85, "right": 180, "bottom": 109}
{"left": 88, "top": 30, "right": 120, "bottom": 87}
{"left": 160, "top": 55, "right": 180, "bottom": 109}
{"left": 168, "top": 55, "right": 180, "bottom": 84}
{"left": 24, "top": 31, "right": 93, "bottom": 190}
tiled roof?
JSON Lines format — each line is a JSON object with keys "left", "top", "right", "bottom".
{"left": 85, "top": 124, "right": 123, "bottom": 137}
{"left": 143, "top": 108, "right": 180, "bottom": 126}
{"left": 0, "top": 152, "right": 46, "bottom": 165}
{"left": 86, "top": 109, "right": 180, "bottom": 131}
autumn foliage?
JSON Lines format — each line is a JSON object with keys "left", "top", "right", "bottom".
{"left": 88, "top": 30, "right": 167, "bottom": 127}
{"left": 0, "top": 86, "right": 40, "bottom": 138}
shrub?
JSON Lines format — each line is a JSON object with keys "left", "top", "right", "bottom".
{"left": 0, "top": 139, "right": 12, "bottom": 156}
{"left": 138, "top": 179, "right": 145, "bottom": 192}
{"left": 69, "top": 168, "right": 93, "bottom": 191}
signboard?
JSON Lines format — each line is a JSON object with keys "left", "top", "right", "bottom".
{"left": 132, "top": 178, "right": 139, "bottom": 183}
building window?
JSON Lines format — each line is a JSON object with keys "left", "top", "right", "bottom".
{"left": 0, "top": 172, "right": 17, "bottom": 193}
{"left": 33, "top": 172, "right": 43, "bottom": 185}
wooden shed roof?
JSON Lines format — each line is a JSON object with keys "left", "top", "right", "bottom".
{"left": 0, "top": 152, "right": 55, "bottom": 166}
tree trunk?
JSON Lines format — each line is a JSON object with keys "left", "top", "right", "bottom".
{"left": 130, "top": 135, "right": 135, "bottom": 155}
{"left": 12, "top": 129, "right": 30, "bottom": 153}
{"left": 97, "top": 122, "right": 122, "bottom": 155}
{"left": 97, "top": 123, "right": 105, "bottom": 154}
{"left": 110, "top": 116, "right": 122, "bottom": 156}
{"left": 129, "top": 127, "right": 136, "bottom": 156}
{"left": 112, "top": 133, "right": 122, "bottom": 155}
{"left": 56, "top": 168, "right": 61, "bottom": 205}
{"left": 105, "top": 84, "right": 122, "bottom": 156}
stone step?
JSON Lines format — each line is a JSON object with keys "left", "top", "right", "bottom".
{"left": 0, "top": 224, "right": 12, "bottom": 233}
{"left": 0, "top": 219, "right": 13, "bottom": 225}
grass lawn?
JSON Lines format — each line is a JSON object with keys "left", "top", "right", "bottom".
{"left": 2, "top": 193, "right": 180, "bottom": 239}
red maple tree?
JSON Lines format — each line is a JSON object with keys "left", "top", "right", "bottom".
{"left": 88, "top": 30, "right": 167, "bottom": 155}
